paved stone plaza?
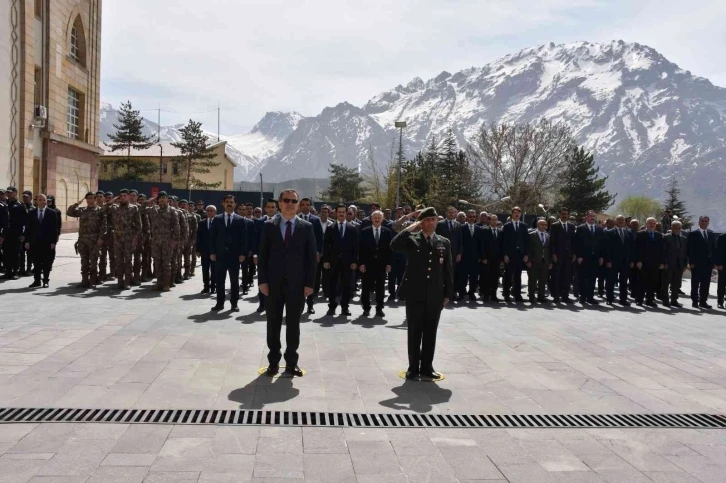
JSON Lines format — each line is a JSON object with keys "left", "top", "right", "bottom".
{"left": 1, "top": 234, "right": 726, "bottom": 482}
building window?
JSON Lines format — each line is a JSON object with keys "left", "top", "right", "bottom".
{"left": 172, "top": 163, "right": 178, "bottom": 175}
{"left": 162, "top": 162, "right": 168, "bottom": 175}
{"left": 67, "top": 88, "right": 81, "bottom": 139}
{"left": 69, "top": 16, "right": 87, "bottom": 67}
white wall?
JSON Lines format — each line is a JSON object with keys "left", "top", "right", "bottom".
{"left": 0, "top": 0, "right": 13, "bottom": 188}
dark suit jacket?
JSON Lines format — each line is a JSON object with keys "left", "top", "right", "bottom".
{"left": 688, "top": 229, "right": 716, "bottom": 267}
{"left": 257, "top": 215, "right": 317, "bottom": 290}
{"left": 7, "top": 200, "right": 28, "bottom": 235}
{"left": 242, "top": 217, "right": 254, "bottom": 256}
{"left": 391, "top": 231, "right": 453, "bottom": 304}
{"left": 528, "top": 230, "right": 552, "bottom": 266}
{"left": 196, "top": 216, "right": 215, "bottom": 254}
{"left": 604, "top": 227, "right": 634, "bottom": 268}
{"left": 252, "top": 215, "right": 272, "bottom": 255}
{"left": 26, "top": 208, "right": 59, "bottom": 247}
{"left": 550, "top": 221, "right": 575, "bottom": 259}
{"left": 301, "top": 214, "right": 324, "bottom": 254}
{"left": 210, "top": 213, "right": 247, "bottom": 259}
{"left": 459, "top": 224, "right": 484, "bottom": 263}
{"left": 322, "top": 221, "right": 359, "bottom": 266}
{"left": 436, "top": 219, "right": 461, "bottom": 258}
{"left": 635, "top": 230, "right": 664, "bottom": 268}
{"left": 716, "top": 233, "right": 726, "bottom": 266}
{"left": 574, "top": 224, "right": 604, "bottom": 259}
{"left": 359, "top": 217, "right": 372, "bottom": 230}
{"left": 482, "top": 226, "right": 503, "bottom": 262}
{"left": 502, "top": 220, "right": 530, "bottom": 261}
{"left": 359, "top": 226, "right": 393, "bottom": 270}
{"left": 663, "top": 232, "right": 688, "bottom": 271}
{"left": 0, "top": 202, "right": 8, "bottom": 236}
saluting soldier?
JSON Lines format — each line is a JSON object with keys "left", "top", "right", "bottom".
{"left": 105, "top": 189, "right": 142, "bottom": 289}
{"left": 137, "top": 193, "right": 153, "bottom": 281}
{"left": 67, "top": 192, "right": 107, "bottom": 288}
{"left": 391, "top": 207, "right": 453, "bottom": 380}
{"left": 128, "top": 189, "right": 144, "bottom": 285}
{"left": 145, "top": 192, "right": 180, "bottom": 291}
{"left": 99, "top": 191, "right": 115, "bottom": 281}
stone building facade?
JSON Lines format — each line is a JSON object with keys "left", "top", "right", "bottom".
{"left": 3, "top": 0, "right": 102, "bottom": 232}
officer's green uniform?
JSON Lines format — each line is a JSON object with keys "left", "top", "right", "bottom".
{"left": 391, "top": 207, "right": 453, "bottom": 378}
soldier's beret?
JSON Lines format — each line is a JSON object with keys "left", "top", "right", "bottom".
{"left": 196, "top": 200, "right": 204, "bottom": 204}
{"left": 129, "top": 189, "right": 138, "bottom": 195}
{"left": 5, "top": 186, "right": 17, "bottom": 193}
{"left": 119, "top": 189, "right": 129, "bottom": 194}
{"left": 418, "top": 207, "right": 438, "bottom": 220}
{"left": 0, "top": 189, "right": 5, "bottom": 194}
{"left": 105, "top": 191, "right": 113, "bottom": 196}
{"left": 22, "top": 190, "right": 32, "bottom": 197}
{"left": 179, "top": 199, "right": 188, "bottom": 204}
{"left": 171, "top": 196, "right": 178, "bottom": 201}
{"left": 85, "top": 192, "right": 95, "bottom": 198}
{"left": 96, "top": 191, "right": 105, "bottom": 196}
{"left": 158, "top": 191, "right": 168, "bottom": 198}
{"left": 47, "top": 195, "right": 55, "bottom": 201}
{"left": 137, "top": 193, "right": 147, "bottom": 199}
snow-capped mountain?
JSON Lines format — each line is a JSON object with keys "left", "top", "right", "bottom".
{"left": 99, "top": 104, "right": 304, "bottom": 180}
{"left": 260, "top": 40, "right": 726, "bottom": 226}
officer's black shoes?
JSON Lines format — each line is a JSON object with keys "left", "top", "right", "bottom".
{"left": 231, "top": 305, "right": 240, "bottom": 312}
{"left": 563, "top": 297, "right": 574, "bottom": 304}
{"left": 469, "top": 294, "right": 477, "bottom": 302}
{"left": 587, "top": 298, "right": 599, "bottom": 305}
{"left": 201, "top": 287, "right": 209, "bottom": 294}
{"left": 405, "top": 370, "right": 419, "bottom": 380}
{"left": 375, "top": 309, "right": 385, "bottom": 317}
{"left": 264, "top": 365, "right": 279, "bottom": 376}
{"left": 386, "top": 295, "right": 396, "bottom": 303}
{"left": 692, "top": 301, "right": 699, "bottom": 308}
{"left": 307, "top": 306, "right": 315, "bottom": 315}
{"left": 718, "top": 303, "right": 724, "bottom": 309}
{"left": 341, "top": 308, "right": 352, "bottom": 316}
{"left": 362, "top": 308, "right": 371, "bottom": 316}
{"left": 645, "top": 300, "right": 657, "bottom": 308}
{"left": 514, "top": 296, "right": 524, "bottom": 303}
{"left": 256, "top": 306, "right": 266, "bottom": 314}
{"left": 210, "top": 287, "right": 216, "bottom": 294}
{"left": 211, "top": 304, "right": 223, "bottom": 311}
{"left": 700, "top": 302, "right": 712, "bottom": 309}
{"left": 504, "top": 296, "right": 512, "bottom": 303}
{"left": 672, "top": 301, "right": 682, "bottom": 308}
{"left": 421, "top": 369, "right": 443, "bottom": 380}
{"left": 28, "top": 280, "right": 41, "bottom": 288}
{"left": 326, "top": 309, "right": 336, "bottom": 316}
{"left": 42, "top": 281, "right": 49, "bottom": 288}
{"left": 619, "top": 300, "right": 631, "bottom": 307}
{"left": 491, "top": 296, "right": 501, "bottom": 303}
{"left": 537, "top": 297, "right": 549, "bottom": 304}
{"left": 283, "top": 366, "right": 303, "bottom": 377}
{"left": 663, "top": 301, "right": 672, "bottom": 308}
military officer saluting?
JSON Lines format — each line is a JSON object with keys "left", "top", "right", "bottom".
{"left": 391, "top": 207, "right": 454, "bottom": 380}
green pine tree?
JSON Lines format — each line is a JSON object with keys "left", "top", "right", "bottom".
{"left": 171, "top": 120, "right": 221, "bottom": 190}
{"left": 663, "top": 177, "right": 692, "bottom": 229}
{"left": 559, "top": 146, "right": 615, "bottom": 214}
{"left": 324, "top": 163, "right": 366, "bottom": 202}
{"left": 106, "top": 101, "right": 157, "bottom": 181}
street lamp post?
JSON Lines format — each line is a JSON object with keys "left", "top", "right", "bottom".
{"left": 158, "top": 143, "right": 164, "bottom": 184}
{"left": 394, "top": 121, "right": 406, "bottom": 208}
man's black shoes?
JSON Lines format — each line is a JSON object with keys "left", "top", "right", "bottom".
{"left": 341, "top": 308, "right": 352, "bottom": 316}
{"left": 283, "top": 366, "right": 303, "bottom": 377}
{"left": 375, "top": 309, "right": 385, "bottom": 317}
{"left": 420, "top": 369, "right": 443, "bottom": 380}
{"left": 362, "top": 308, "right": 370, "bottom": 316}
{"left": 307, "top": 306, "right": 315, "bottom": 315}
{"left": 326, "top": 309, "right": 336, "bottom": 316}
{"left": 700, "top": 302, "right": 712, "bottom": 309}
{"left": 211, "top": 304, "right": 223, "bottom": 311}
{"left": 256, "top": 306, "right": 265, "bottom": 314}
{"left": 201, "top": 287, "right": 209, "bottom": 294}
{"left": 231, "top": 305, "right": 240, "bottom": 312}
{"left": 405, "top": 370, "right": 419, "bottom": 380}
{"left": 28, "top": 280, "right": 41, "bottom": 288}
{"left": 264, "top": 365, "right": 279, "bottom": 376}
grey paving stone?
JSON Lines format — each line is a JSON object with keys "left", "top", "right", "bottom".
{"left": 149, "top": 437, "right": 213, "bottom": 472}
{"left": 211, "top": 427, "right": 259, "bottom": 455}
{"left": 36, "top": 439, "right": 116, "bottom": 477}
{"left": 437, "top": 446, "right": 505, "bottom": 480}
{"left": 252, "top": 453, "right": 304, "bottom": 479}
{"left": 86, "top": 466, "right": 148, "bottom": 483}
{"left": 142, "top": 472, "right": 200, "bottom": 483}
{"left": 303, "top": 454, "right": 356, "bottom": 482}
{"left": 347, "top": 441, "right": 403, "bottom": 476}
{"left": 101, "top": 453, "right": 158, "bottom": 466}
{"left": 27, "top": 477, "right": 90, "bottom": 483}
{"left": 111, "top": 425, "right": 173, "bottom": 454}
{"left": 7, "top": 424, "right": 81, "bottom": 454}
{"left": 301, "top": 428, "right": 348, "bottom": 454}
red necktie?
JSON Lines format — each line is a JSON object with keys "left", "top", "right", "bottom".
{"left": 284, "top": 221, "right": 292, "bottom": 247}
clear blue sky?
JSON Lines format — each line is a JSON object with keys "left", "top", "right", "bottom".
{"left": 101, "top": 0, "right": 726, "bottom": 135}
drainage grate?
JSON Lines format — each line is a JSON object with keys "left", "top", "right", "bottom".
{"left": 1, "top": 408, "right": 725, "bottom": 429}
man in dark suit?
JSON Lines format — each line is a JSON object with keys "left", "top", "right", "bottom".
{"left": 2, "top": 187, "right": 27, "bottom": 280}
{"left": 634, "top": 217, "right": 665, "bottom": 307}
{"left": 481, "top": 214, "right": 503, "bottom": 302}
{"left": 391, "top": 207, "right": 453, "bottom": 380}
{"left": 574, "top": 210, "right": 605, "bottom": 305}
{"left": 24, "top": 194, "right": 59, "bottom": 288}
{"left": 359, "top": 202, "right": 381, "bottom": 230}
{"left": 210, "top": 194, "right": 247, "bottom": 312}
{"left": 388, "top": 206, "right": 407, "bottom": 301}
{"left": 359, "top": 210, "right": 392, "bottom": 317}
{"left": 716, "top": 232, "right": 726, "bottom": 309}
{"left": 253, "top": 199, "right": 278, "bottom": 313}
{"left": 258, "top": 189, "right": 317, "bottom": 377}
{"left": 502, "top": 206, "right": 529, "bottom": 302}
{"left": 298, "top": 197, "right": 323, "bottom": 314}
{"left": 688, "top": 215, "right": 717, "bottom": 309}
{"left": 661, "top": 220, "right": 687, "bottom": 307}
{"left": 322, "top": 204, "right": 359, "bottom": 316}
{"left": 527, "top": 219, "right": 552, "bottom": 303}
{"left": 604, "top": 215, "right": 634, "bottom": 306}
{"left": 195, "top": 205, "right": 217, "bottom": 294}
{"left": 550, "top": 208, "right": 576, "bottom": 303}
{"left": 436, "top": 206, "right": 462, "bottom": 293}
{"left": 458, "top": 209, "right": 483, "bottom": 301}
{"left": 313, "top": 205, "right": 334, "bottom": 301}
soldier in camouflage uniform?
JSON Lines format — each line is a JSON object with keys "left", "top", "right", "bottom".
{"left": 67, "top": 192, "right": 107, "bottom": 288}
{"left": 128, "top": 189, "right": 145, "bottom": 285}
{"left": 187, "top": 202, "right": 200, "bottom": 277}
{"left": 137, "top": 193, "right": 153, "bottom": 281}
{"left": 105, "top": 189, "right": 142, "bottom": 289}
{"left": 170, "top": 196, "right": 188, "bottom": 285}
{"left": 146, "top": 192, "right": 180, "bottom": 291}
{"left": 179, "top": 200, "right": 197, "bottom": 279}
{"left": 99, "top": 191, "right": 116, "bottom": 280}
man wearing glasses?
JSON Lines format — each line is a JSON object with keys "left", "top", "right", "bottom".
{"left": 258, "top": 190, "right": 317, "bottom": 377}
{"left": 210, "top": 195, "right": 247, "bottom": 312}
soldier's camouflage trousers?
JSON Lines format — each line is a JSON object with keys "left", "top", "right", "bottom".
{"left": 132, "top": 234, "right": 144, "bottom": 282}
{"left": 182, "top": 242, "right": 192, "bottom": 277}
{"left": 172, "top": 244, "right": 181, "bottom": 284}
{"left": 188, "top": 241, "right": 196, "bottom": 276}
{"left": 113, "top": 234, "right": 134, "bottom": 284}
{"left": 99, "top": 232, "right": 115, "bottom": 278}
{"left": 152, "top": 241, "right": 174, "bottom": 288}
{"left": 142, "top": 237, "right": 153, "bottom": 279}
{"left": 78, "top": 236, "right": 100, "bottom": 284}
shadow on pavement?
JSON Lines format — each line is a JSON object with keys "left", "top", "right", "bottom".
{"left": 228, "top": 374, "right": 300, "bottom": 409}
{"left": 378, "top": 379, "right": 453, "bottom": 413}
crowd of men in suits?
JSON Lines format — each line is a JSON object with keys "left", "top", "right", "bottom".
{"left": 2, "top": 184, "right": 726, "bottom": 311}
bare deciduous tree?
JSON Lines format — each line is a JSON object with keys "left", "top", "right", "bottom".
{"left": 467, "top": 119, "right": 574, "bottom": 212}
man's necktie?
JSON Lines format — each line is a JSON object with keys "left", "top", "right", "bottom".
{"left": 703, "top": 230, "right": 707, "bottom": 240}
{"left": 208, "top": 219, "right": 211, "bottom": 231}
{"left": 284, "top": 221, "right": 292, "bottom": 247}
{"left": 375, "top": 228, "right": 379, "bottom": 244}
{"left": 540, "top": 232, "right": 545, "bottom": 246}
{"left": 493, "top": 229, "right": 497, "bottom": 239}
{"left": 339, "top": 223, "right": 344, "bottom": 240}
{"left": 619, "top": 228, "right": 624, "bottom": 242}
{"left": 226, "top": 215, "right": 230, "bottom": 227}
{"left": 650, "top": 231, "right": 654, "bottom": 241}
{"left": 470, "top": 225, "right": 474, "bottom": 236}
{"left": 515, "top": 222, "right": 518, "bottom": 231}
{"left": 676, "top": 236, "right": 681, "bottom": 249}
{"left": 590, "top": 225, "right": 594, "bottom": 235}
{"left": 39, "top": 209, "right": 44, "bottom": 222}
{"left": 426, "top": 235, "right": 432, "bottom": 246}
